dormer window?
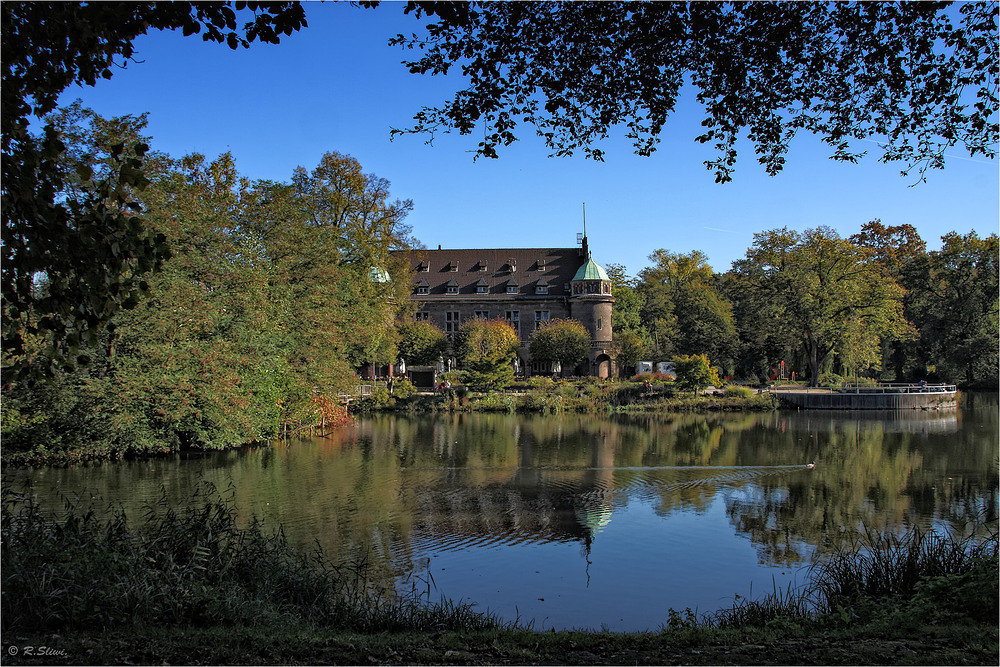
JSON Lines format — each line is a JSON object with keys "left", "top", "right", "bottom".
{"left": 479, "top": 260, "right": 488, "bottom": 272}
{"left": 476, "top": 278, "right": 489, "bottom": 294}
{"left": 508, "top": 258, "right": 517, "bottom": 272}
{"left": 537, "top": 259, "right": 546, "bottom": 271}
{"left": 417, "top": 262, "right": 429, "bottom": 272}
{"left": 416, "top": 278, "right": 429, "bottom": 295}
{"left": 449, "top": 261, "right": 459, "bottom": 272}
{"left": 535, "top": 278, "right": 550, "bottom": 295}
{"left": 446, "top": 278, "right": 459, "bottom": 295}
{"left": 506, "top": 278, "right": 519, "bottom": 294}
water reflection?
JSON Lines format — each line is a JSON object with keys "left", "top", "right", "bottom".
{"left": 5, "top": 395, "right": 996, "bottom": 631}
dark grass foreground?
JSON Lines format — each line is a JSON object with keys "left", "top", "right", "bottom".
{"left": 2, "top": 484, "right": 996, "bottom": 666}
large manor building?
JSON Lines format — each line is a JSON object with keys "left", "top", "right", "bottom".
{"left": 396, "top": 235, "right": 616, "bottom": 378}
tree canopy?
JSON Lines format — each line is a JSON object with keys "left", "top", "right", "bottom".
{"left": 529, "top": 318, "right": 591, "bottom": 373}
{"left": 638, "top": 250, "right": 737, "bottom": 372}
{"left": 732, "top": 226, "right": 909, "bottom": 386}
{"left": 671, "top": 354, "right": 723, "bottom": 396}
{"left": 453, "top": 318, "right": 520, "bottom": 390}
{"left": 396, "top": 320, "right": 448, "bottom": 367}
{"left": 388, "top": 1, "right": 997, "bottom": 181}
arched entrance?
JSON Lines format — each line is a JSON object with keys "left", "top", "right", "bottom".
{"left": 595, "top": 354, "right": 613, "bottom": 379}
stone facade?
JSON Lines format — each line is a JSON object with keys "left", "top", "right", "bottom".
{"left": 395, "top": 237, "right": 616, "bottom": 377}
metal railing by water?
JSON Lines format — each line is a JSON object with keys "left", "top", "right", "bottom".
{"left": 838, "top": 383, "right": 957, "bottom": 394}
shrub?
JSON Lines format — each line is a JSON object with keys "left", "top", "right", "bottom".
{"left": 725, "top": 385, "right": 754, "bottom": 399}
{"left": 371, "top": 386, "right": 392, "bottom": 408}
{"left": 392, "top": 379, "right": 417, "bottom": 400}
{"left": 475, "top": 393, "right": 516, "bottom": 413}
{"left": 528, "top": 376, "right": 556, "bottom": 391}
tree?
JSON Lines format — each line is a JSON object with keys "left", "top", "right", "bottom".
{"left": 671, "top": 354, "right": 722, "bottom": 397}
{"left": 396, "top": 320, "right": 448, "bottom": 366}
{"left": 909, "top": 231, "right": 999, "bottom": 387}
{"left": 719, "top": 270, "right": 797, "bottom": 383}
{"left": 611, "top": 330, "right": 647, "bottom": 379}
{"left": 605, "top": 263, "right": 651, "bottom": 377}
{"left": 529, "top": 318, "right": 591, "bottom": 375}
{"left": 2, "top": 1, "right": 307, "bottom": 376}
{"left": 291, "top": 152, "right": 416, "bottom": 370}
{"left": 387, "top": 1, "right": 997, "bottom": 180}
{"left": 453, "top": 318, "right": 520, "bottom": 390}
{"left": 849, "top": 220, "right": 926, "bottom": 380}
{"left": 732, "top": 227, "right": 909, "bottom": 386}
{"left": 638, "top": 250, "right": 737, "bottom": 373}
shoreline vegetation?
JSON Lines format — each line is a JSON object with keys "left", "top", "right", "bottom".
{"left": 355, "top": 376, "right": 781, "bottom": 416}
{"left": 2, "top": 485, "right": 996, "bottom": 666}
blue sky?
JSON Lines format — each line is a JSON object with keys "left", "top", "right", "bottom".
{"left": 57, "top": 2, "right": 998, "bottom": 276}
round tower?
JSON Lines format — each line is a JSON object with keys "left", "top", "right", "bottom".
{"left": 570, "top": 253, "right": 615, "bottom": 378}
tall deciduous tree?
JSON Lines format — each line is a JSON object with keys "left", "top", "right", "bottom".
{"left": 910, "top": 231, "right": 999, "bottom": 387}
{"left": 387, "top": 1, "right": 997, "bottom": 179}
{"left": 733, "top": 227, "right": 909, "bottom": 386}
{"left": 605, "top": 263, "right": 650, "bottom": 377}
{"left": 291, "top": 151, "right": 416, "bottom": 370}
{"left": 638, "top": 250, "right": 737, "bottom": 373}
{"left": 849, "top": 220, "right": 926, "bottom": 380}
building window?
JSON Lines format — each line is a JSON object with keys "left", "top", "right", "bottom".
{"left": 474, "top": 311, "right": 489, "bottom": 319}
{"left": 505, "top": 311, "right": 520, "bottom": 337}
{"left": 417, "top": 286, "right": 429, "bottom": 295}
{"left": 597, "top": 318, "right": 602, "bottom": 330}
{"left": 445, "top": 311, "right": 460, "bottom": 338}
{"left": 415, "top": 312, "right": 429, "bottom": 321}
{"left": 534, "top": 310, "right": 550, "bottom": 330}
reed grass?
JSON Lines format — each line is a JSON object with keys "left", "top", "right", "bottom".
{"left": 809, "top": 522, "right": 999, "bottom": 623}
{"left": 706, "top": 521, "right": 998, "bottom": 630}
{"left": 0, "top": 482, "right": 509, "bottom": 635}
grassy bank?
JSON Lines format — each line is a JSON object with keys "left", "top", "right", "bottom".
{"left": 2, "top": 485, "right": 996, "bottom": 665}
{"left": 353, "top": 377, "right": 779, "bottom": 415}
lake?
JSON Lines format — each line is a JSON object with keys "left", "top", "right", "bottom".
{"left": 6, "top": 393, "right": 997, "bottom": 632}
